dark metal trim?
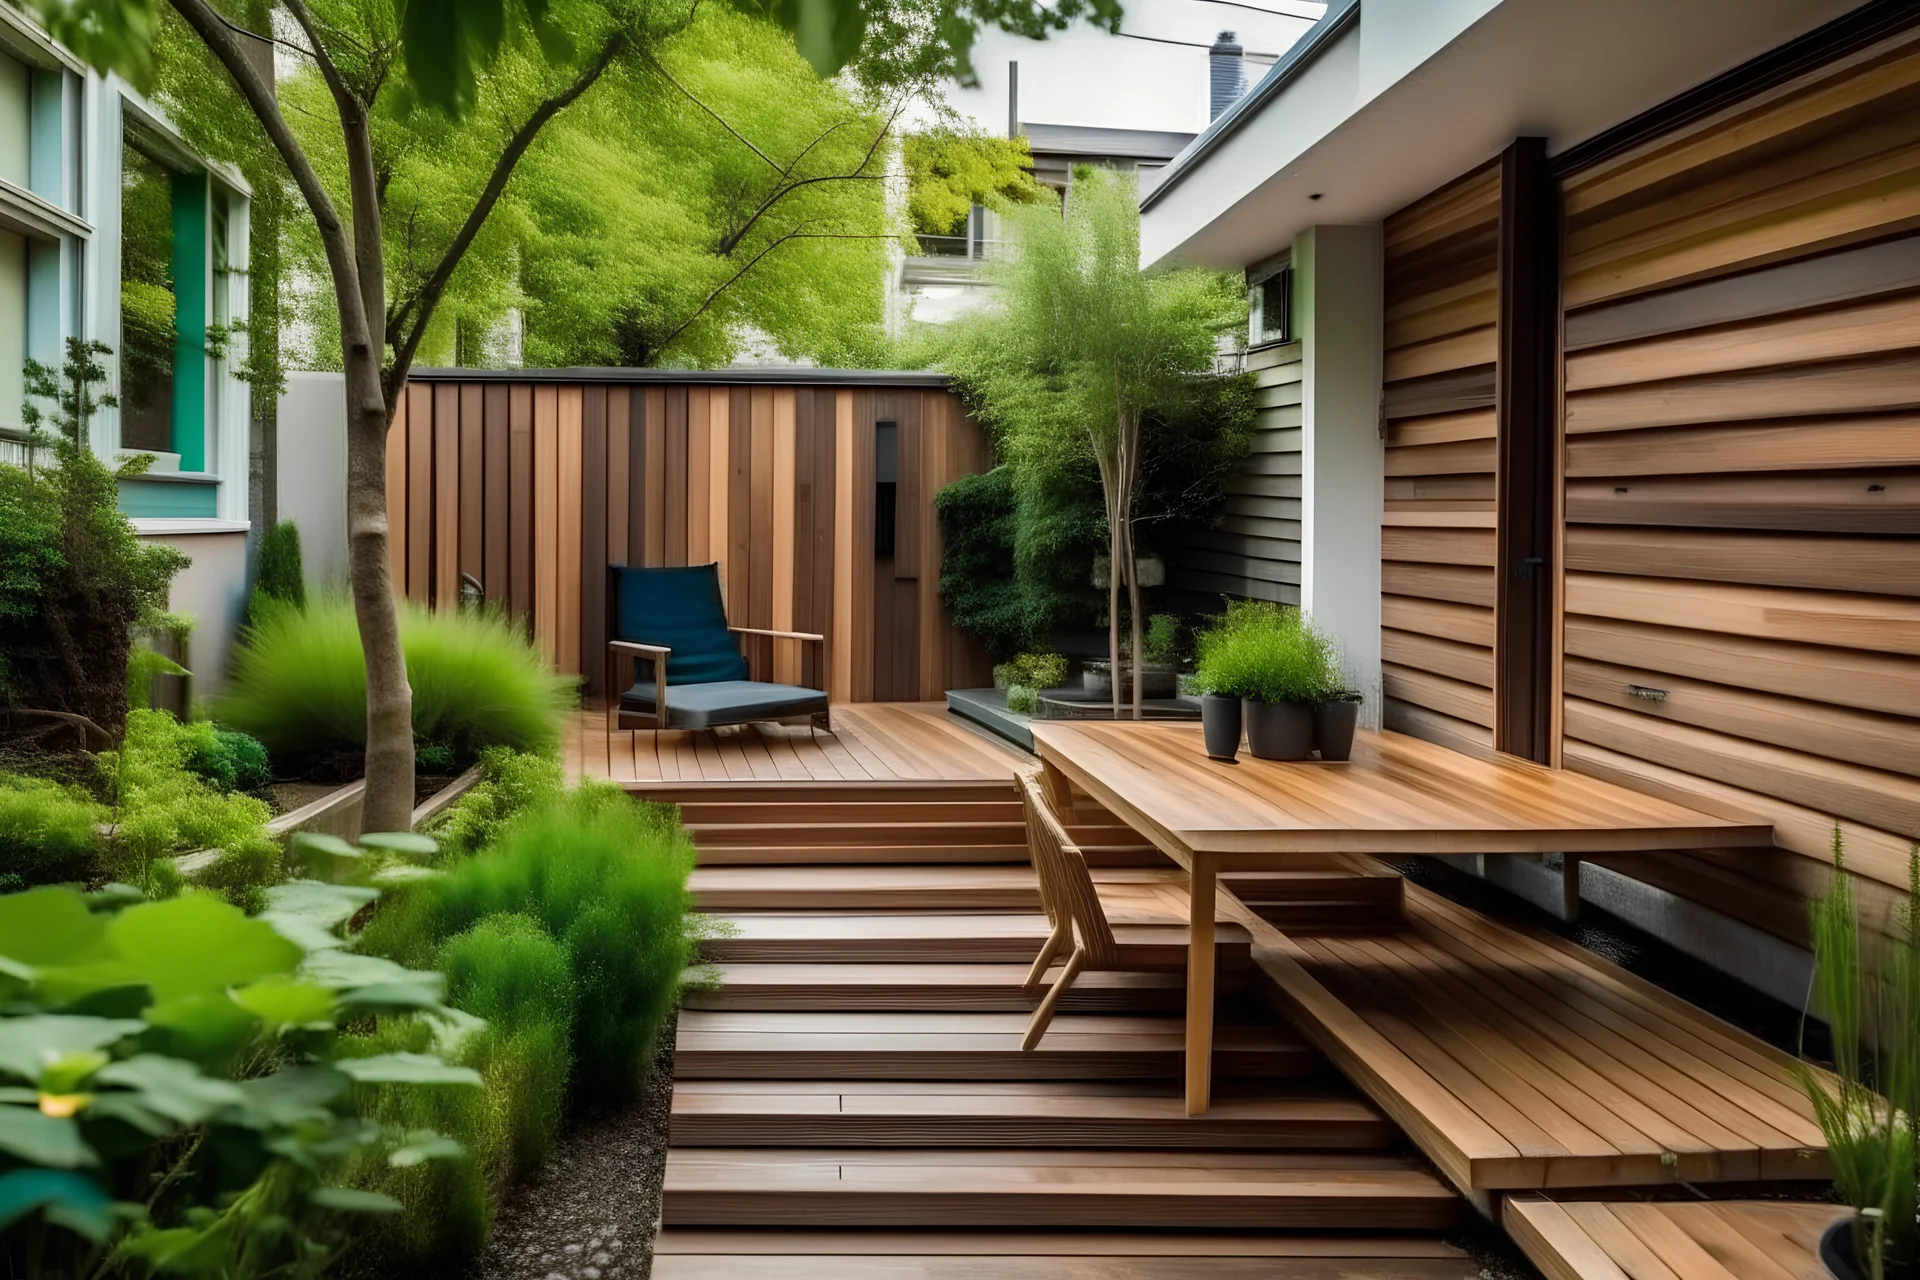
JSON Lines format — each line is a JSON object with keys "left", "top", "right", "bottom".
{"left": 410, "top": 366, "right": 952, "bottom": 387}
{"left": 1494, "top": 137, "right": 1559, "bottom": 765}
{"left": 1552, "top": 0, "right": 1920, "bottom": 178}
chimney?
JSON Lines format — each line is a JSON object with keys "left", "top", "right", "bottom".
{"left": 1209, "top": 31, "right": 1244, "bottom": 121}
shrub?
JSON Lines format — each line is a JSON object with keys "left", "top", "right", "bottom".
{"left": 102, "top": 708, "right": 278, "bottom": 901}
{"left": 429, "top": 747, "right": 567, "bottom": 860}
{"left": 0, "top": 773, "right": 106, "bottom": 886}
{"left": 1192, "top": 601, "right": 1342, "bottom": 704}
{"left": 993, "top": 652, "right": 1068, "bottom": 692}
{"left": 1005, "top": 685, "right": 1039, "bottom": 716}
{"left": 1144, "top": 613, "right": 1182, "bottom": 666}
{"left": 215, "top": 594, "right": 576, "bottom": 766}
{"left": 184, "top": 722, "right": 274, "bottom": 791}
{"left": 254, "top": 517, "right": 307, "bottom": 614}
{"left": 403, "top": 786, "right": 693, "bottom": 1105}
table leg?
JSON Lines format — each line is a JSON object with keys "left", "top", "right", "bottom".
{"left": 1185, "top": 854, "right": 1216, "bottom": 1116}
{"left": 1039, "top": 757, "right": 1075, "bottom": 815}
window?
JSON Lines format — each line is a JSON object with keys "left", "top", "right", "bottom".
{"left": 120, "top": 141, "right": 177, "bottom": 454}
{"left": 1250, "top": 265, "right": 1292, "bottom": 345}
{"left": 874, "top": 419, "right": 898, "bottom": 558}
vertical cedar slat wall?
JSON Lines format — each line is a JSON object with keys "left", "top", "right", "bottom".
{"left": 387, "top": 376, "right": 995, "bottom": 704}
{"left": 1169, "top": 340, "right": 1305, "bottom": 604}
{"left": 1554, "top": 24, "right": 1920, "bottom": 941}
{"left": 1377, "top": 162, "right": 1503, "bottom": 752}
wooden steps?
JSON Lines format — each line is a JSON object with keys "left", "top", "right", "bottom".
{"left": 691, "top": 865, "right": 1041, "bottom": 911}
{"left": 670, "top": 1080, "right": 1392, "bottom": 1148}
{"left": 700, "top": 913, "right": 1241, "bottom": 968}
{"left": 662, "top": 1148, "right": 1461, "bottom": 1229}
{"left": 1505, "top": 1196, "right": 1846, "bottom": 1280}
{"left": 683, "top": 962, "right": 1243, "bottom": 1012}
{"left": 654, "top": 1231, "right": 1478, "bottom": 1279}
{"left": 1226, "top": 855, "right": 1407, "bottom": 934}
{"left": 675, "top": 1010, "right": 1316, "bottom": 1080}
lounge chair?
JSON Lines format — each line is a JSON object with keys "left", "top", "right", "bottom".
{"left": 605, "top": 563, "right": 830, "bottom": 736}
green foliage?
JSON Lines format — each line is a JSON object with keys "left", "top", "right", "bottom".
{"left": 0, "top": 775, "right": 106, "bottom": 887}
{"left": 101, "top": 709, "right": 278, "bottom": 903}
{"left": 1192, "top": 601, "right": 1343, "bottom": 705}
{"left": 1144, "top": 614, "right": 1182, "bottom": 667}
{"left": 1, "top": 341, "right": 186, "bottom": 734}
{"left": 1801, "top": 832, "right": 1920, "bottom": 1278}
{"left": 253, "top": 519, "right": 307, "bottom": 616}
{"left": 183, "top": 724, "right": 274, "bottom": 793}
{"left": 903, "top": 127, "right": 1047, "bottom": 237}
{"left": 993, "top": 652, "right": 1067, "bottom": 692}
{"left": 428, "top": 747, "right": 567, "bottom": 860}
{"left": 215, "top": 595, "right": 575, "bottom": 766}
{"left": 0, "top": 883, "right": 477, "bottom": 1276}
{"left": 935, "top": 466, "right": 1102, "bottom": 658}
{"left": 1004, "top": 685, "right": 1038, "bottom": 716}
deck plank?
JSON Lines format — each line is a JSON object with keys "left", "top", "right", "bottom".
{"left": 1506, "top": 1198, "right": 1844, "bottom": 1280}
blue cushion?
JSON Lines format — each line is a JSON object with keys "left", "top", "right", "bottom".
{"left": 620, "top": 679, "right": 829, "bottom": 731}
{"left": 610, "top": 563, "right": 749, "bottom": 685}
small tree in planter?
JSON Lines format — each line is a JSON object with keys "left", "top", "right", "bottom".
{"left": 1802, "top": 831, "right": 1920, "bottom": 1280}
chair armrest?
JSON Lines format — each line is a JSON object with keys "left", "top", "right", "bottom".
{"left": 606, "top": 640, "right": 672, "bottom": 729}
{"left": 610, "top": 640, "right": 672, "bottom": 658}
{"left": 728, "top": 627, "right": 825, "bottom": 644}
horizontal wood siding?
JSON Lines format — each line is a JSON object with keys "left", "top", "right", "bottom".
{"left": 1380, "top": 161, "right": 1501, "bottom": 749}
{"left": 1170, "top": 339, "right": 1304, "bottom": 604}
{"left": 388, "top": 378, "right": 992, "bottom": 704}
{"left": 1560, "top": 27, "right": 1920, "bottom": 938}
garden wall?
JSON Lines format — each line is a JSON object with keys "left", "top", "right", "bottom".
{"left": 391, "top": 369, "right": 996, "bottom": 703}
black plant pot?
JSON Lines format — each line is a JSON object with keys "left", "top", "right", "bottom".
{"left": 1244, "top": 699, "right": 1314, "bottom": 761}
{"left": 1200, "top": 694, "right": 1242, "bottom": 761}
{"left": 1820, "top": 1218, "right": 1866, "bottom": 1280}
{"left": 1313, "top": 699, "right": 1361, "bottom": 762}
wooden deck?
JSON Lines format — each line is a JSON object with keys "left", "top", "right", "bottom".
{"left": 566, "top": 702, "right": 1023, "bottom": 785}
{"left": 1248, "top": 882, "right": 1830, "bottom": 1198}
{"left": 1505, "top": 1197, "right": 1846, "bottom": 1280}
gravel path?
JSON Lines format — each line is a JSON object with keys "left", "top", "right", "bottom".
{"left": 474, "top": 1012, "right": 678, "bottom": 1280}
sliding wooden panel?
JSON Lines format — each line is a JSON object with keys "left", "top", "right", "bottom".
{"left": 406, "top": 382, "right": 432, "bottom": 602}
{"left": 687, "top": 387, "right": 710, "bottom": 565}
{"left": 771, "top": 389, "right": 798, "bottom": 685}
{"left": 458, "top": 384, "right": 483, "bottom": 598}
{"left": 532, "top": 385, "right": 559, "bottom": 666}
{"left": 1380, "top": 160, "right": 1502, "bottom": 750}
{"left": 747, "top": 388, "right": 775, "bottom": 679}
{"left": 580, "top": 386, "right": 608, "bottom": 690}
{"left": 482, "top": 385, "right": 509, "bottom": 604}
{"left": 709, "top": 390, "right": 730, "bottom": 593}
{"left": 556, "top": 388, "right": 583, "bottom": 677}
{"left": 832, "top": 389, "right": 854, "bottom": 702}
{"left": 664, "top": 387, "right": 689, "bottom": 567}
{"left": 508, "top": 385, "right": 533, "bottom": 618}
{"left": 643, "top": 387, "right": 667, "bottom": 567}
{"left": 432, "top": 384, "right": 459, "bottom": 612}
{"left": 606, "top": 387, "right": 630, "bottom": 571}
{"left": 1559, "top": 24, "right": 1920, "bottom": 931}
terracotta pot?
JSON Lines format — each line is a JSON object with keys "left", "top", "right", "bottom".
{"left": 1243, "top": 699, "right": 1313, "bottom": 761}
{"left": 1199, "top": 694, "right": 1242, "bottom": 761}
{"left": 1313, "top": 699, "right": 1361, "bottom": 762}
{"left": 1820, "top": 1219, "right": 1866, "bottom": 1280}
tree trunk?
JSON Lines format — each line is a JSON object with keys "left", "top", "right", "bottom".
{"left": 1121, "top": 411, "right": 1143, "bottom": 722}
{"left": 345, "top": 358, "right": 414, "bottom": 834}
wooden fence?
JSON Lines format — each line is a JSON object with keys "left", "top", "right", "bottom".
{"left": 387, "top": 370, "right": 995, "bottom": 702}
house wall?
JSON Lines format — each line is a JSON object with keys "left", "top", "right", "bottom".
{"left": 389, "top": 374, "right": 995, "bottom": 705}
{"left": 1554, "top": 25, "right": 1920, "bottom": 947}
{"left": 1167, "top": 338, "right": 1304, "bottom": 605}
{"left": 1376, "top": 160, "right": 1502, "bottom": 752}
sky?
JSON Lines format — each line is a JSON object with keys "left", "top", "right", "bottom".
{"left": 936, "top": 0, "right": 1323, "bottom": 137}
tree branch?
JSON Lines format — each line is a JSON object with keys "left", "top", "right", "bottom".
{"left": 716, "top": 101, "right": 903, "bottom": 254}
{"left": 653, "top": 231, "right": 897, "bottom": 355}
{"left": 386, "top": 32, "right": 627, "bottom": 386}
{"left": 646, "top": 50, "right": 781, "bottom": 172}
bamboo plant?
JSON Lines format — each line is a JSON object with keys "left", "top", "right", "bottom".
{"left": 1803, "top": 827, "right": 1920, "bottom": 1279}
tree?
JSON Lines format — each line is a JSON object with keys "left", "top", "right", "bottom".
{"left": 940, "top": 168, "right": 1244, "bottom": 717}
{"left": 34, "top": 0, "right": 1116, "bottom": 831}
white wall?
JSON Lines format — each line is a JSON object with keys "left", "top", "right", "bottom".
{"left": 1295, "top": 224, "right": 1383, "bottom": 725}
{"left": 145, "top": 526, "right": 248, "bottom": 699}
{"left": 275, "top": 370, "right": 349, "bottom": 585}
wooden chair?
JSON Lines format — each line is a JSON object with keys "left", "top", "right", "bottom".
{"left": 1018, "top": 771, "right": 1124, "bottom": 1051}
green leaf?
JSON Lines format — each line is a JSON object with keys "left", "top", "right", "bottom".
{"left": 0, "top": 886, "right": 112, "bottom": 969}
{"left": 388, "top": 1129, "right": 465, "bottom": 1167}
{"left": 141, "top": 992, "right": 259, "bottom": 1061}
{"left": 232, "top": 1067, "right": 347, "bottom": 1129}
{"left": 107, "top": 896, "right": 302, "bottom": 1002}
{"left": 232, "top": 977, "right": 336, "bottom": 1031}
{"left": 262, "top": 881, "right": 378, "bottom": 951}
{"left": 0, "top": 1169, "right": 114, "bottom": 1240}
{"left": 356, "top": 832, "right": 438, "bottom": 857}
{"left": 93, "top": 1056, "right": 246, "bottom": 1125}
{"left": 0, "top": 1016, "right": 144, "bottom": 1084}
{"left": 371, "top": 864, "right": 443, "bottom": 887}
{"left": 81, "top": 1093, "right": 171, "bottom": 1137}
{"left": 0, "top": 1105, "right": 96, "bottom": 1168}
{"left": 290, "top": 832, "right": 364, "bottom": 880}
{"left": 334, "top": 1053, "right": 482, "bottom": 1088}
{"left": 399, "top": 0, "right": 504, "bottom": 115}
{"left": 300, "top": 949, "right": 445, "bottom": 1002}
{"left": 308, "top": 1185, "right": 404, "bottom": 1214}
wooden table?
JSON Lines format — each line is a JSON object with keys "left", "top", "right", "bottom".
{"left": 1028, "top": 722, "right": 1774, "bottom": 1115}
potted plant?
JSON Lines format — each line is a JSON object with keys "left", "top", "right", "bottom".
{"left": 1192, "top": 607, "right": 1258, "bottom": 761}
{"left": 1192, "top": 603, "right": 1341, "bottom": 762}
{"left": 1314, "top": 690, "right": 1364, "bottom": 762}
{"left": 1801, "top": 831, "right": 1920, "bottom": 1280}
